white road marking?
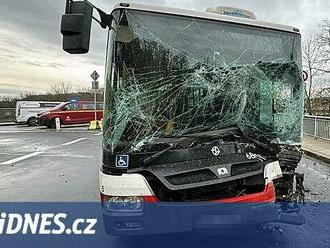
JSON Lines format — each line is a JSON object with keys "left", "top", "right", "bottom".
{"left": 0, "top": 130, "right": 90, "bottom": 165}
{"left": 0, "top": 131, "right": 92, "bottom": 134}
{"left": 94, "top": 132, "right": 102, "bottom": 136}
{"left": 61, "top": 138, "right": 87, "bottom": 146}
{"left": 0, "top": 152, "right": 43, "bottom": 165}
{"left": 39, "top": 154, "right": 94, "bottom": 158}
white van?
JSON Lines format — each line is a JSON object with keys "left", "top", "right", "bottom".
{"left": 16, "top": 101, "right": 63, "bottom": 126}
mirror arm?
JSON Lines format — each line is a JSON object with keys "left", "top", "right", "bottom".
{"left": 95, "top": 8, "right": 113, "bottom": 29}
{"left": 83, "top": 0, "right": 113, "bottom": 29}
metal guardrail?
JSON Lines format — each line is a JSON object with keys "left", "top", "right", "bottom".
{"left": 0, "top": 108, "right": 15, "bottom": 122}
{"left": 303, "top": 115, "right": 330, "bottom": 141}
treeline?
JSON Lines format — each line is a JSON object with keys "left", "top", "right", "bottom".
{"left": 309, "top": 96, "right": 330, "bottom": 116}
{"left": 0, "top": 82, "right": 104, "bottom": 108}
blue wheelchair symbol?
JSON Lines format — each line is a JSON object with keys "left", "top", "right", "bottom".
{"left": 116, "top": 155, "right": 129, "bottom": 168}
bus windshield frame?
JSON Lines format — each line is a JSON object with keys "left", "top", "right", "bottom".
{"left": 103, "top": 9, "right": 304, "bottom": 153}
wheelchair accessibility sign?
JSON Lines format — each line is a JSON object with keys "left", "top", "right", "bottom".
{"left": 115, "top": 155, "right": 129, "bottom": 168}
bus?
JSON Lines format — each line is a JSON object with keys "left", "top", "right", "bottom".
{"left": 61, "top": 1, "right": 305, "bottom": 235}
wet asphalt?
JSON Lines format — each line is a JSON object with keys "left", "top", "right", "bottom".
{"left": 0, "top": 124, "right": 329, "bottom": 202}
{"left": 0, "top": 124, "right": 102, "bottom": 201}
{"left": 297, "top": 156, "right": 330, "bottom": 202}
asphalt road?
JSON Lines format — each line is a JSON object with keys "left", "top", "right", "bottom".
{"left": 297, "top": 156, "right": 330, "bottom": 202}
{"left": 0, "top": 124, "right": 102, "bottom": 201}
{"left": 0, "top": 124, "right": 329, "bottom": 202}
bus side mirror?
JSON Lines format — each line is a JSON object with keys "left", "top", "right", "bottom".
{"left": 61, "top": 0, "right": 93, "bottom": 54}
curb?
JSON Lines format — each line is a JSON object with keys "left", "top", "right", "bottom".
{"left": 0, "top": 122, "right": 20, "bottom": 127}
{"left": 302, "top": 148, "right": 330, "bottom": 165}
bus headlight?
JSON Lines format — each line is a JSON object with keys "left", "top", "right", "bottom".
{"left": 102, "top": 196, "right": 144, "bottom": 212}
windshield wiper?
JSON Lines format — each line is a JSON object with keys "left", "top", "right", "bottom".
{"left": 143, "top": 143, "right": 174, "bottom": 165}
{"left": 183, "top": 127, "right": 239, "bottom": 138}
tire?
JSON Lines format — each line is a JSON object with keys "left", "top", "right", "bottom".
{"left": 27, "top": 117, "right": 38, "bottom": 126}
{"left": 49, "top": 119, "right": 59, "bottom": 129}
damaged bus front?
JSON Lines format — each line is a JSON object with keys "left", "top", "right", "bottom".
{"left": 61, "top": 1, "right": 305, "bottom": 235}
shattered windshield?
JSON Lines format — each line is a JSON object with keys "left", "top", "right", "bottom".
{"left": 103, "top": 9, "right": 303, "bottom": 153}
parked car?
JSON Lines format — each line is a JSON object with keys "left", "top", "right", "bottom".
{"left": 38, "top": 101, "right": 103, "bottom": 128}
{"left": 16, "top": 101, "right": 63, "bottom": 126}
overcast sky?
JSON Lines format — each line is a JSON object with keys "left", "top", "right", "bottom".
{"left": 0, "top": 0, "right": 329, "bottom": 97}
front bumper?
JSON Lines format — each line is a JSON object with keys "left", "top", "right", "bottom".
{"left": 38, "top": 116, "right": 50, "bottom": 126}
{"left": 100, "top": 162, "right": 304, "bottom": 236}
{"left": 212, "top": 182, "right": 275, "bottom": 203}
{"left": 101, "top": 182, "right": 279, "bottom": 236}
{"left": 102, "top": 185, "right": 302, "bottom": 236}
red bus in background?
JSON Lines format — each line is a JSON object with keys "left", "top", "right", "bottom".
{"left": 38, "top": 101, "right": 103, "bottom": 128}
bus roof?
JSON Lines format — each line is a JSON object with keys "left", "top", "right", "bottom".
{"left": 113, "top": 3, "right": 300, "bottom": 34}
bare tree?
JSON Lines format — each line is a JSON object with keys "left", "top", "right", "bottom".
{"left": 318, "top": 19, "right": 330, "bottom": 67}
{"left": 48, "top": 82, "right": 73, "bottom": 95}
{"left": 302, "top": 36, "right": 327, "bottom": 114}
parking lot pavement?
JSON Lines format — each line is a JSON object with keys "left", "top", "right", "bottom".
{"left": 0, "top": 125, "right": 330, "bottom": 202}
{"left": 0, "top": 125, "right": 102, "bottom": 201}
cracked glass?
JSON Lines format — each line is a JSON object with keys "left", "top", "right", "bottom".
{"left": 103, "top": 9, "right": 303, "bottom": 154}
